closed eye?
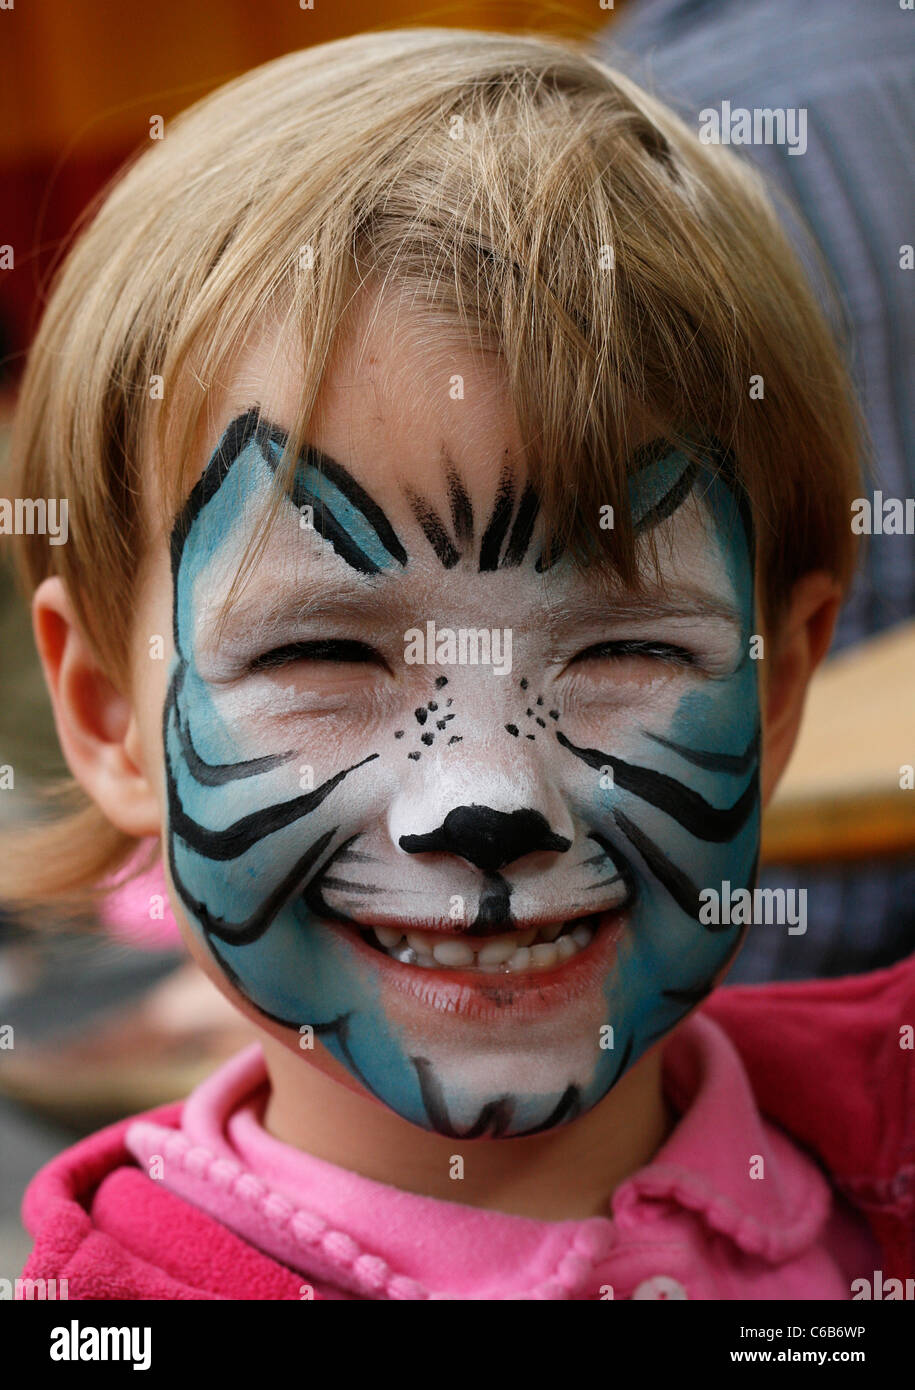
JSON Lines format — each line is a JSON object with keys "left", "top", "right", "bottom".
{"left": 574, "top": 640, "right": 697, "bottom": 668}
{"left": 249, "top": 639, "right": 388, "bottom": 672}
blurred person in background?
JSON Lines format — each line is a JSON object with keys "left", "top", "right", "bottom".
{"left": 598, "top": 0, "right": 915, "bottom": 984}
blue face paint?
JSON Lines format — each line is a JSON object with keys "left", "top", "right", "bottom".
{"left": 164, "top": 411, "right": 759, "bottom": 1137}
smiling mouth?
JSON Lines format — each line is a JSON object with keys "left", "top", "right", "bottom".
{"left": 356, "top": 910, "right": 608, "bottom": 974}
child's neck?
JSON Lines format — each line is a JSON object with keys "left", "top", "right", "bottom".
{"left": 259, "top": 1034, "right": 676, "bottom": 1222}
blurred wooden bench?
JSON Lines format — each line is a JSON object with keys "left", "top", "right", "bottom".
{"left": 762, "top": 620, "right": 915, "bottom": 864}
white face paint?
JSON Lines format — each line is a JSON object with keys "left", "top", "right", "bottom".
{"left": 164, "top": 409, "right": 759, "bottom": 1137}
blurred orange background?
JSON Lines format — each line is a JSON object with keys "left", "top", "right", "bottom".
{"left": 0, "top": 0, "right": 615, "bottom": 380}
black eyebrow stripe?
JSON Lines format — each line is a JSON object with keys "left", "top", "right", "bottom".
{"left": 535, "top": 532, "right": 565, "bottom": 572}
{"left": 289, "top": 472, "right": 384, "bottom": 575}
{"left": 406, "top": 490, "right": 461, "bottom": 568}
{"left": 171, "top": 407, "right": 410, "bottom": 590}
{"left": 633, "top": 456, "right": 700, "bottom": 535}
{"left": 169, "top": 407, "right": 264, "bottom": 644}
{"left": 294, "top": 447, "right": 407, "bottom": 566}
{"left": 501, "top": 482, "right": 540, "bottom": 567}
{"left": 446, "top": 464, "right": 474, "bottom": 546}
{"left": 478, "top": 468, "right": 516, "bottom": 571}
{"left": 257, "top": 422, "right": 405, "bottom": 574}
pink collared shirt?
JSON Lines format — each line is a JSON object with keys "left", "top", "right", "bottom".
{"left": 124, "top": 1012, "right": 879, "bottom": 1299}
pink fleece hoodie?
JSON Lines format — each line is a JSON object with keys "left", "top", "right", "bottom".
{"left": 24, "top": 948, "right": 915, "bottom": 1299}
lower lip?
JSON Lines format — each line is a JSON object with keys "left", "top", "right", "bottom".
{"left": 326, "top": 910, "right": 626, "bottom": 1022}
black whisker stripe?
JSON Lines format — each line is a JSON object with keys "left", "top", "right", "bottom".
{"left": 500, "top": 482, "right": 540, "bottom": 568}
{"left": 446, "top": 464, "right": 474, "bottom": 546}
{"left": 170, "top": 827, "right": 338, "bottom": 946}
{"left": 478, "top": 468, "right": 516, "bottom": 571}
{"left": 413, "top": 1054, "right": 585, "bottom": 1138}
{"left": 210, "top": 962, "right": 382, "bottom": 1102}
{"left": 318, "top": 876, "right": 383, "bottom": 895}
{"left": 406, "top": 489, "right": 461, "bottom": 568}
{"left": 512, "top": 1084, "right": 583, "bottom": 1136}
{"left": 585, "top": 874, "right": 624, "bottom": 891}
{"left": 413, "top": 1056, "right": 514, "bottom": 1138}
{"left": 644, "top": 728, "right": 760, "bottom": 775}
{"left": 557, "top": 731, "right": 758, "bottom": 842}
{"left": 312, "top": 1012, "right": 383, "bottom": 1099}
{"left": 165, "top": 744, "right": 378, "bottom": 861}
{"left": 300, "top": 877, "right": 361, "bottom": 925}
{"left": 613, "top": 808, "right": 721, "bottom": 925}
{"left": 211, "top": 973, "right": 383, "bottom": 1101}
{"left": 587, "top": 831, "right": 638, "bottom": 902}
{"left": 169, "top": 678, "right": 295, "bottom": 787}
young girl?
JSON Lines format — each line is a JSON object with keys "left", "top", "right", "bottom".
{"left": 5, "top": 28, "right": 910, "bottom": 1300}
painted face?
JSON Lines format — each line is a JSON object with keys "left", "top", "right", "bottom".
{"left": 164, "top": 410, "right": 759, "bottom": 1137}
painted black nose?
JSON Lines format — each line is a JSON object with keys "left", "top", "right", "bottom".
{"left": 399, "top": 805, "right": 571, "bottom": 874}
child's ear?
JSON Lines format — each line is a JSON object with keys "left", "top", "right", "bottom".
{"left": 760, "top": 570, "right": 842, "bottom": 807}
{"left": 32, "top": 576, "right": 160, "bottom": 836}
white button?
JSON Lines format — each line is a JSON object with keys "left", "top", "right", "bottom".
{"left": 631, "top": 1275, "right": 688, "bottom": 1300}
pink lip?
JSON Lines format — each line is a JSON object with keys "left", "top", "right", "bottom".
{"left": 325, "top": 908, "right": 627, "bottom": 1024}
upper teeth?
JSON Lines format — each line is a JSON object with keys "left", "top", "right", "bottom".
{"left": 368, "top": 918, "right": 598, "bottom": 972}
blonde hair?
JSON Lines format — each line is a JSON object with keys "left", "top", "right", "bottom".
{"left": 2, "top": 26, "right": 865, "bottom": 914}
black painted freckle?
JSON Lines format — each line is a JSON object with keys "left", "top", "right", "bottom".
{"left": 415, "top": 707, "right": 428, "bottom": 725}
{"left": 435, "top": 675, "right": 448, "bottom": 688}
{"left": 448, "top": 735, "right": 462, "bottom": 744}
{"left": 394, "top": 730, "right": 405, "bottom": 738}
{"left": 525, "top": 733, "right": 535, "bottom": 740}
{"left": 428, "top": 701, "right": 438, "bottom": 711}
{"left": 549, "top": 710, "right": 559, "bottom": 720}
{"left": 536, "top": 717, "right": 546, "bottom": 728}
{"left": 520, "top": 678, "right": 529, "bottom": 690}
{"left": 536, "top": 696, "right": 544, "bottom": 706}
{"left": 443, "top": 713, "right": 455, "bottom": 722}
{"left": 505, "top": 724, "right": 519, "bottom": 736}
{"left": 526, "top": 708, "right": 533, "bottom": 717}
{"left": 421, "top": 732, "right": 434, "bottom": 745}
{"left": 445, "top": 698, "right": 453, "bottom": 707}
{"left": 408, "top": 751, "right": 421, "bottom": 760}
{"left": 436, "top": 719, "right": 447, "bottom": 730}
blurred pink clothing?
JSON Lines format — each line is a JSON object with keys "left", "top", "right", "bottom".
{"left": 24, "top": 951, "right": 915, "bottom": 1300}
{"left": 99, "top": 844, "right": 180, "bottom": 949}
{"left": 118, "top": 1011, "right": 876, "bottom": 1299}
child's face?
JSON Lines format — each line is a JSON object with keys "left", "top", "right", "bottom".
{"left": 134, "top": 301, "right": 760, "bottom": 1138}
